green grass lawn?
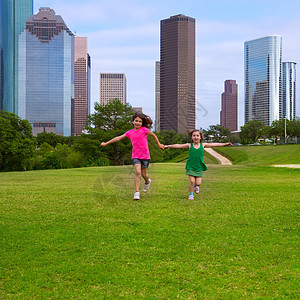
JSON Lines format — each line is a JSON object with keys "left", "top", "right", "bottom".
{"left": 1, "top": 160, "right": 299, "bottom": 298}
{"left": 214, "top": 144, "right": 300, "bottom": 166}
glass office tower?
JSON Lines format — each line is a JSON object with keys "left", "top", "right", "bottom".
{"left": 244, "top": 35, "right": 282, "bottom": 126}
{"left": 282, "top": 62, "right": 296, "bottom": 120}
{"left": 0, "top": 0, "right": 33, "bottom": 113}
{"left": 18, "top": 7, "right": 74, "bottom": 136}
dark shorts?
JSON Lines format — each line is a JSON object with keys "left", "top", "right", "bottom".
{"left": 132, "top": 158, "right": 150, "bottom": 168}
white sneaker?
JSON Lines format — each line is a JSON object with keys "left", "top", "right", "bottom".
{"left": 194, "top": 185, "right": 200, "bottom": 194}
{"left": 134, "top": 191, "right": 140, "bottom": 200}
{"left": 143, "top": 179, "right": 151, "bottom": 192}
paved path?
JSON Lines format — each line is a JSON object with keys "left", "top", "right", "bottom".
{"left": 204, "top": 148, "right": 232, "bottom": 165}
{"left": 273, "top": 165, "right": 300, "bottom": 168}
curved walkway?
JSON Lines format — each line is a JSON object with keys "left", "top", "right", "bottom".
{"left": 204, "top": 148, "right": 232, "bottom": 165}
{"left": 273, "top": 165, "right": 300, "bottom": 168}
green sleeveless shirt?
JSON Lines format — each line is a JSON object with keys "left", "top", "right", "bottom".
{"left": 185, "top": 143, "right": 208, "bottom": 172}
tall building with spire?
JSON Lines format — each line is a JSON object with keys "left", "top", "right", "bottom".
{"left": 72, "top": 36, "right": 91, "bottom": 136}
{"left": 244, "top": 35, "right": 282, "bottom": 126}
{"left": 0, "top": 0, "right": 33, "bottom": 113}
{"left": 160, "top": 14, "right": 195, "bottom": 133}
{"left": 282, "top": 62, "right": 296, "bottom": 120}
{"left": 220, "top": 80, "right": 238, "bottom": 131}
{"left": 18, "top": 7, "right": 74, "bottom": 136}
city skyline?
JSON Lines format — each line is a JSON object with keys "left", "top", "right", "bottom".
{"left": 28, "top": 0, "right": 300, "bottom": 129}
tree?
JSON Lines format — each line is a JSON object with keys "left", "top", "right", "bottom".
{"left": 202, "top": 125, "right": 231, "bottom": 142}
{"left": 85, "top": 99, "right": 134, "bottom": 165}
{"left": 157, "top": 130, "right": 189, "bottom": 161}
{"left": 239, "top": 120, "right": 265, "bottom": 144}
{"left": 36, "top": 131, "right": 63, "bottom": 147}
{"left": 0, "top": 111, "right": 36, "bottom": 171}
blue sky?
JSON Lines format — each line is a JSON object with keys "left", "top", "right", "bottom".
{"left": 34, "top": 0, "right": 300, "bottom": 129}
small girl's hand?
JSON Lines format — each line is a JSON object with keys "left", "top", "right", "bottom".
{"left": 164, "top": 145, "right": 168, "bottom": 149}
{"left": 227, "top": 142, "right": 233, "bottom": 146}
{"left": 100, "top": 142, "right": 106, "bottom": 147}
{"left": 159, "top": 143, "right": 165, "bottom": 150}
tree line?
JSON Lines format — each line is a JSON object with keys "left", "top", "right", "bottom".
{"left": 1, "top": 100, "right": 300, "bottom": 171}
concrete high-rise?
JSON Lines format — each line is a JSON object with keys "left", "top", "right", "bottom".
{"left": 155, "top": 61, "right": 160, "bottom": 132}
{"left": 220, "top": 80, "right": 238, "bottom": 131}
{"left": 72, "top": 36, "right": 91, "bottom": 136}
{"left": 244, "top": 35, "right": 282, "bottom": 126}
{"left": 160, "top": 14, "right": 195, "bottom": 133}
{"left": 18, "top": 7, "right": 74, "bottom": 136}
{"left": 99, "top": 73, "right": 126, "bottom": 105}
{"left": 282, "top": 62, "right": 296, "bottom": 120}
{"left": 0, "top": 0, "right": 33, "bottom": 113}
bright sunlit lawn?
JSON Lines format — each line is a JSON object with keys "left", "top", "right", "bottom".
{"left": 1, "top": 150, "right": 299, "bottom": 298}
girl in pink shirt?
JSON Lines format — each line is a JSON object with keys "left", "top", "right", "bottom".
{"left": 101, "top": 112, "right": 164, "bottom": 200}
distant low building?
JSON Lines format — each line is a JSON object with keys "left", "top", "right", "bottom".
{"left": 132, "top": 107, "right": 143, "bottom": 113}
{"left": 99, "top": 73, "right": 126, "bottom": 105}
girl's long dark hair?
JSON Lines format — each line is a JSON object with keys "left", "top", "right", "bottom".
{"left": 132, "top": 112, "right": 153, "bottom": 129}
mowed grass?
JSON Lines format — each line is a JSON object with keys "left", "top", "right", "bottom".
{"left": 214, "top": 144, "right": 300, "bottom": 166}
{"left": 0, "top": 162, "right": 299, "bottom": 298}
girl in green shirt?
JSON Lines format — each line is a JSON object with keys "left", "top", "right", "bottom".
{"left": 165, "top": 129, "right": 232, "bottom": 200}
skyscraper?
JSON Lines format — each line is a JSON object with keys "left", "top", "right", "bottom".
{"left": 18, "top": 7, "right": 74, "bottom": 136}
{"left": 220, "top": 80, "right": 238, "bottom": 131}
{"left": 282, "top": 62, "right": 296, "bottom": 120}
{"left": 0, "top": 0, "right": 33, "bottom": 113}
{"left": 244, "top": 35, "right": 282, "bottom": 126}
{"left": 155, "top": 61, "right": 160, "bottom": 132}
{"left": 72, "top": 36, "right": 91, "bottom": 136}
{"left": 99, "top": 73, "right": 126, "bottom": 105}
{"left": 160, "top": 14, "right": 195, "bottom": 133}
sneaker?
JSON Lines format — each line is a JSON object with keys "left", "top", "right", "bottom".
{"left": 194, "top": 185, "right": 200, "bottom": 194}
{"left": 143, "top": 179, "right": 151, "bottom": 192}
{"left": 188, "top": 195, "right": 194, "bottom": 200}
{"left": 134, "top": 191, "right": 140, "bottom": 200}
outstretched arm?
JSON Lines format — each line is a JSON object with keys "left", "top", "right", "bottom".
{"left": 101, "top": 133, "right": 127, "bottom": 147}
{"left": 165, "top": 143, "right": 190, "bottom": 149}
{"left": 203, "top": 142, "right": 232, "bottom": 148}
{"left": 148, "top": 131, "right": 165, "bottom": 149}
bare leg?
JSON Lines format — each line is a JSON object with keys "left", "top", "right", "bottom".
{"left": 141, "top": 167, "right": 150, "bottom": 184}
{"left": 195, "top": 177, "right": 202, "bottom": 188}
{"left": 188, "top": 176, "right": 196, "bottom": 193}
{"left": 134, "top": 164, "right": 141, "bottom": 191}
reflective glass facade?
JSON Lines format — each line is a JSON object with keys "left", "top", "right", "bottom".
{"left": 282, "top": 62, "right": 296, "bottom": 120}
{"left": 0, "top": 0, "right": 33, "bottom": 113}
{"left": 18, "top": 8, "right": 74, "bottom": 136}
{"left": 244, "top": 35, "right": 282, "bottom": 126}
